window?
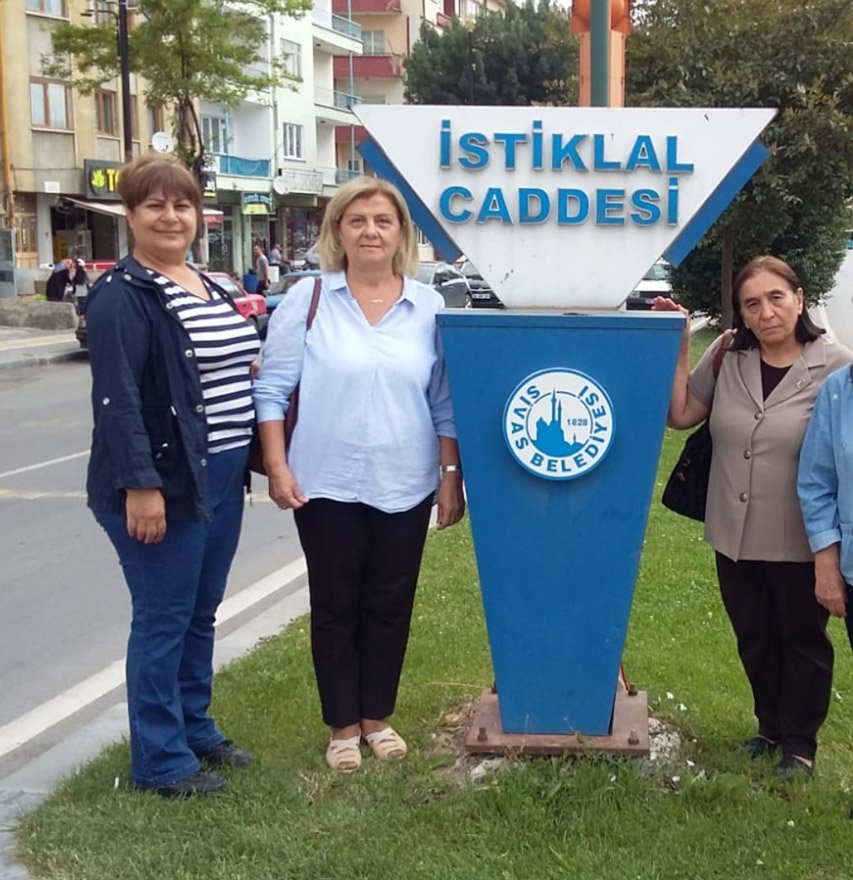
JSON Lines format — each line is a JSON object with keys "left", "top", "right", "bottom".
{"left": 281, "top": 39, "right": 302, "bottom": 79}
{"left": 30, "top": 79, "right": 71, "bottom": 130}
{"left": 131, "top": 96, "right": 139, "bottom": 140}
{"left": 94, "top": 90, "right": 117, "bottom": 136}
{"left": 202, "top": 114, "right": 227, "bottom": 154}
{"left": 283, "top": 123, "right": 303, "bottom": 160}
{"left": 13, "top": 194, "right": 38, "bottom": 257}
{"left": 147, "top": 104, "right": 165, "bottom": 137}
{"left": 347, "top": 158, "right": 362, "bottom": 175}
{"left": 26, "top": 0, "right": 66, "bottom": 15}
{"left": 362, "top": 30, "right": 384, "bottom": 55}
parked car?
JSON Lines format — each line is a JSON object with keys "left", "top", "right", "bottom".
{"left": 265, "top": 269, "right": 323, "bottom": 315}
{"left": 459, "top": 260, "right": 503, "bottom": 309}
{"left": 74, "top": 270, "right": 268, "bottom": 349}
{"left": 626, "top": 260, "right": 672, "bottom": 310}
{"left": 416, "top": 260, "right": 470, "bottom": 308}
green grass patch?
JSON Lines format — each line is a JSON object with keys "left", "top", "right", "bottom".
{"left": 16, "top": 327, "right": 853, "bottom": 879}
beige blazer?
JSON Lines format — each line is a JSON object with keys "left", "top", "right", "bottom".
{"left": 688, "top": 335, "right": 853, "bottom": 562}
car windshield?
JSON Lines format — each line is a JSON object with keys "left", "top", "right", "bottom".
{"left": 644, "top": 262, "right": 670, "bottom": 281}
{"left": 415, "top": 264, "right": 435, "bottom": 283}
{"left": 461, "top": 262, "right": 481, "bottom": 278}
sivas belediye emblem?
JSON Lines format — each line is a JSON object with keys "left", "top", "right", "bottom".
{"left": 503, "top": 368, "right": 615, "bottom": 480}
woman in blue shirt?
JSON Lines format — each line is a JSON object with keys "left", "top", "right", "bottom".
{"left": 254, "top": 177, "right": 464, "bottom": 772}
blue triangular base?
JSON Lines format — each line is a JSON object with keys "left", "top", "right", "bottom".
{"left": 438, "top": 311, "right": 684, "bottom": 734}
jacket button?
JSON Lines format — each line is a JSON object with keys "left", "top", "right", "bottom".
{"left": 195, "top": 404, "right": 204, "bottom": 413}
{"left": 754, "top": 412, "right": 762, "bottom": 420}
{"left": 166, "top": 302, "right": 174, "bottom": 309}
{"left": 106, "top": 275, "right": 112, "bottom": 283}
{"left": 102, "top": 397, "right": 110, "bottom": 405}
{"left": 124, "top": 273, "right": 132, "bottom": 281}
{"left": 200, "top": 458, "right": 207, "bottom": 467}
{"left": 185, "top": 349, "right": 194, "bottom": 358}
{"left": 743, "top": 449, "right": 752, "bottom": 459}
{"left": 739, "top": 492, "right": 748, "bottom": 502}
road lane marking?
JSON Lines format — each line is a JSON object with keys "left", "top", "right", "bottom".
{"left": 0, "top": 556, "right": 308, "bottom": 760}
{"left": 0, "top": 451, "right": 89, "bottom": 480}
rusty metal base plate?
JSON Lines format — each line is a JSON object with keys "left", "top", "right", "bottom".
{"left": 464, "top": 688, "right": 650, "bottom": 757}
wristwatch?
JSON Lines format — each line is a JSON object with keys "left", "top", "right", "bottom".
{"left": 440, "top": 464, "right": 462, "bottom": 476}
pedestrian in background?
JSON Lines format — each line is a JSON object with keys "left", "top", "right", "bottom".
{"left": 85, "top": 153, "right": 260, "bottom": 798}
{"left": 254, "top": 177, "right": 465, "bottom": 773}
{"left": 253, "top": 242, "right": 270, "bottom": 292}
{"left": 45, "top": 258, "right": 71, "bottom": 303}
{"left": 654, "top": 255, "right": 853, "bottom": 779}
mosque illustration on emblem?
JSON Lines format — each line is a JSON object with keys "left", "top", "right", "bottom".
{"left": 531, "top": 389, "right": 586, "bottom": 456}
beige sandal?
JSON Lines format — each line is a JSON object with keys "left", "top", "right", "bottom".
{"left": 363, "top": 727, "right": 407, "bottom": 761}
{"left": 325, "top": 736, "right": 362, "bottom": 773}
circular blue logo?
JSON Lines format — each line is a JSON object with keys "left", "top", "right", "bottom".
{"left": 503, "top": 368, "right": 615, "bottom": 481}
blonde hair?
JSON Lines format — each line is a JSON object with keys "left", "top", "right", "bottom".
{"left": 317, "top": 176, "right": 419, "bottom": 277}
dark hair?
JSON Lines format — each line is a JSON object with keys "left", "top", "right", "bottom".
{"left": 117, "top": 153, "right": 202, "bottom": 212}
{"left": 729, "top": 254, "right": 824, "bottom": 351}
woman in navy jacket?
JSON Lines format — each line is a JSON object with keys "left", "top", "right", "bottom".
{"left": 86, "top": 154, "right": 260, "bottom": 797}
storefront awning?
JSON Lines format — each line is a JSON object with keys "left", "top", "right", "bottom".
{"left": 64, "top": 198, "right": 225, "bottom": 227}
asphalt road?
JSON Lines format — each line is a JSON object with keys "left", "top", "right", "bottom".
{"left": 0, "top": 357, "right": 303, "bottom": 732}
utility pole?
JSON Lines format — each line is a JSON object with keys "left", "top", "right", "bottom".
{"left": 571, "top": 0, "right": 632, "bottom": 108}
{"left": 118, "top": 0, "right": 133, "bottom": 162}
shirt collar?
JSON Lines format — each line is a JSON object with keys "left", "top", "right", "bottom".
{"left": 328, "top": 269, "right": 419, "bottom": 306}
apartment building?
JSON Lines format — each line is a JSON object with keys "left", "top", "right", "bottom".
{"left": 0, "top": 0, "right": 364, "bottom": 285}
{"left": 0, "top": 0, "right": 167, "bottom": 289}
{"left": 201, "top": 3, "right": 363, "bottom": 275}
{"left": 331, "top": 0, "right": 507, "bottom": 173}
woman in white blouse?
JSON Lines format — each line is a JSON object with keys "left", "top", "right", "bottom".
{"left": 255, "top": 177, "right": 465, "bottom": 772}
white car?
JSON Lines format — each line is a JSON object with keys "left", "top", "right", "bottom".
{"left": 626, "top": 260, "right": 672, "bottom": 310}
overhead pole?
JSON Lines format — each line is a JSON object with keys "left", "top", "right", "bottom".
{"left": 571, "top": 0, "right": 631, "bottom": 108}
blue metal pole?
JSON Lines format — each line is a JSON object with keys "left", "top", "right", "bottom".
{"left": 589, "top": 0, "right": 610, "bottom": 108}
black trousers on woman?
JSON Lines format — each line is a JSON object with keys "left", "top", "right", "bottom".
{"left": 715, "top": 553, "right": 832, "bottom": 761}
{"left": 294, "top": 495, "right": 433, "bottom": 729}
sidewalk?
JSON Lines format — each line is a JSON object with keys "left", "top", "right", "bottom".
{"left": 0, "top": 328, "right": 84, "bottom": 374}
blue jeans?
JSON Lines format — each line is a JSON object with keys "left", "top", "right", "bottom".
{"left": 95, "top": 445, "right": 248, "bottom": 788}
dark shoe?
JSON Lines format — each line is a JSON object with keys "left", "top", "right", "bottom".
{"left": 775, "top": 754, "right": 814, "bottom": 781}
{"left": 198, "top": 739, "right": 254, "bottom": 768}
{"left": 151, "top": 770, "right": 227, "bottom": 798}
{"left": 744, "top": 735, "right": 780, "bottom": 760}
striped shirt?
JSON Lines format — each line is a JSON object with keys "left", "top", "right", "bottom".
{"left": 152, "top": 271, "right": 261, "bottom": 454}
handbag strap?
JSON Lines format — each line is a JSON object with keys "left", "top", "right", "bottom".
{"left": 306, "top": 275, "right": 322, "bottom": 330}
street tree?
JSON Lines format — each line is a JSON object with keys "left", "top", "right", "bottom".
{"left": 44, "top": 0, "right": 310, "bottom": 190}
{"left": 627, "top": 0, "right": 853, "bottom": 325}
{"left": 404, "top": 0, "right": 578, "bottom": 106}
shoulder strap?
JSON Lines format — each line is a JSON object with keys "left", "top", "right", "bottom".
{"left": 306, "top": 276, "right": 322, "bottom": 330}
{"left": 712, "top": 330, "right": 732, "bottom": 379}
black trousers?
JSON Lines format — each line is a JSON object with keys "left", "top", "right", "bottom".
{"left": 716, "top": 553, "right": 832, "bottom": 760}
{"left": 294, "top": 495, "right": 433, "bottom": 729}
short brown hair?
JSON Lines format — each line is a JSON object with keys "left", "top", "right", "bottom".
{"left": 730, "top": 254, "right": 824, "bottom": 350}
{"left": 117, "top": 153, "right": 202, "bottom": 212}
{"left": 317, "top": 176, "right": 419, "bottom": 277}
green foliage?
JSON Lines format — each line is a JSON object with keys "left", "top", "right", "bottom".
{"left": 45, "top": 0, "right": 311, "bottom": 167}
{"left": 628, "top": 0, "right": 853, "bottom": 318}
{"left": 404, "top": 0, "right": 578, "bottom": 106}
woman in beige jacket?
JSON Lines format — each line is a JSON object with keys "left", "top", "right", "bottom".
{"left": 654, "top": 255, "right": 853, "bottom": 779}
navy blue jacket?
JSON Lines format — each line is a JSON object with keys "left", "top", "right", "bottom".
{"left": 86, "top": 255, "right": 242, "bottom": 521}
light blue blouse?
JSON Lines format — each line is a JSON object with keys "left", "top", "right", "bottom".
{"left": 254, "top": 270, "right": 456, "bottom": 513}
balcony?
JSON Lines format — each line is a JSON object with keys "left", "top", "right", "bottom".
{"left": 317, "top": 166, "right": 363, "bottom": 187}
{"left": 335, "top": 125, "right": 369, "bottom": 146}
{"left": 217, "top": 154, "right": 271, "bottom": 178}
{"left": 332, "top": 0, "right": 401, "bottom": 13}
{"left": 333, "top": 54, "right": 403, "bottom": 80}
{"left": 313, "top": 9, "right": 363, "bottom": 55}
{"left": 274, "top": 169, "right": 324, "bottom": 195}
{"left": 315, "top": 87, "right": 363, "bottom": 125}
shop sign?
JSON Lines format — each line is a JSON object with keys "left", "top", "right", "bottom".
{"left": 241, "top": 193, "right": 272, "bottom": 215}
{"left": 84, "top": 160, "right": 123, "bottom": 201}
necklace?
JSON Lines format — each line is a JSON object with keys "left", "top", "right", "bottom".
{"left": 369, "top": 297, "right": 384, "bottom": 304}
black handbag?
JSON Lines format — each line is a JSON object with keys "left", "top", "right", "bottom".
{"left": 661, "top": 421, "right": 713, "bottom": 521}
{"left": 661, "top": 341, "right": 728, "bottom": 523}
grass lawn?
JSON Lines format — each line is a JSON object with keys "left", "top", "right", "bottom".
{"left": 16, "top": 329, "right": 853, "bottom": 879}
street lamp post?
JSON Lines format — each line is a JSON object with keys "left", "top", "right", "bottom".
{"left": 117, "top": 0, "right": 132, "bottom": 162}
{"left": 85, "top": 0, "right": 133, "bottom": 161}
